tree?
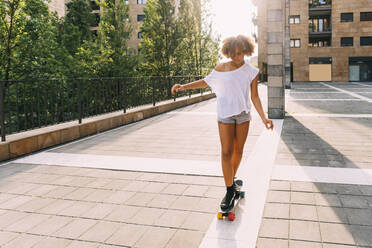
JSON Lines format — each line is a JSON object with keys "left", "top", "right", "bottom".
{"left": 174, "top": 0, "right": 197, "bottom": 75}
{"left": 11, "top": 0, "right": 65, "bottom": 79}
{"left": 61, "top": 0, "right": 95, "bottom": 56}
{"left": 172, "top": 0, "right": 219, "bottom": 76}
{"left": 198, "top": 0, "right": 220, "bottom": 75}
{"left": 98, "top": 0, "right": 135, "bottom": 77}
{"left": 140, "top": 0, "right": 181, "bottom": 77}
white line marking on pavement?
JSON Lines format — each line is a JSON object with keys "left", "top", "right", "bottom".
{"left": 286, "top": 113, "right": 372, "bottom": 118}
{"left": 272, "top": 165, "right": 372, "bottom": 185}
{"left": 14, "top": 152, "right": 223, "bottom": 176}
{"left": 352, "top": 82, "right": 372, "bottom": 87}
{"left": 200, "top": 119, "right": 284, "bottom": 248}
{"left": 289, "top": 99, "right": 362, "bottom": 101}
{"left": 320, "top": 83, "right": 372, "bottom": 103}
{"left": 289, "top": 91, "right": 372, "bottom": 94}
{"left": 292, "top": 87, "right": 328, "bottom": 90}
{"left": 165, "top": 111, "right": 261, "bottom": 117}
{"left": 165, "top": 111, "right": 217, "bottom": 116}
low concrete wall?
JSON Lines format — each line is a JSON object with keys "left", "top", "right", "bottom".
{"left": 0, "top": 93, "right": 216, "bottom": 162}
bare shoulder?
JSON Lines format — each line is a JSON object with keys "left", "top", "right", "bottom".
{"left": 214, "top": 63, "right": 228, "bottom": 72}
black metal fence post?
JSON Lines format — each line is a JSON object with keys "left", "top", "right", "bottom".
{"left": 0, "top": 80, "right": 5, "bottom": 141}
{"left": 123, "top": 79, "right": 127, "bottom": 113}
{"left": 78, "top": 79, "right": 82, "bottom": 124}
{"left": 188, "top": 76, "right": 192, "bottom": 98}
{"left": 152, "top": 78, "right": 156, "bottom": 107}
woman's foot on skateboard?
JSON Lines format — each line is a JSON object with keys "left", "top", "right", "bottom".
{"left": 220, "top": 185, "right": 236, "bottom": 211}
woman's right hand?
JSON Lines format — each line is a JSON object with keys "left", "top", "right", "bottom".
{"left": 171, "top": 84, "right": 185, "bottom": 95}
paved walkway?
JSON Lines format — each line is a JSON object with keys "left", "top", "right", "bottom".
{"left": 0, "top": 82, "right": 372, "bottom": 247}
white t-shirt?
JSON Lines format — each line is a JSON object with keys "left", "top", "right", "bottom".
{"left": 204, "top": 62, "right": 259, "bottom": 119}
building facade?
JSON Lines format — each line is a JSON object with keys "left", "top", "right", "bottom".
{"left": 256, "top": 0, "right": 372, "bottom": 82}
{"left": 48, "top": 0, "right": 67, "bottom": 17}
{"left": 127, "top": 0, "right": 146, "bottom": 52}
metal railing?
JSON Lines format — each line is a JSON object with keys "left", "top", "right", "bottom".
{"left": 309, "top": 0, "right": 331, "bottom": 8}
{"left": 0, "top": 76, "right": 209, "bottom": 142}
{"left": 309, "top": 23, "right": 332, "bottom": 33}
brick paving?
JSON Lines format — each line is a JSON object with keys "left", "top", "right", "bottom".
{"left": 0, "top": 163, "right": 223, "bottom": 247}
{"left": 257, "top": 82, "right": 372, "bottom": 248}
{"left": 257, "top": 180, "right": 372, "bottom": 247}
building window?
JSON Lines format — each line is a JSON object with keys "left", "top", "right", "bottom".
{"left": 309, "top": 57, "right": 332, "bottom": 64}
{"left": 341, "top": 13, "right": 353, "bottom": 22}
{"left": 137, "top": 15, "right": 145, "bottom": 22}
{"left": 341, "top": 37, "right": 353, "bottom": 47}
{"left": 138, "top": 32, "right": 143, "bottom": 39}
{"left": 137, "top": 0, "right": 146, "bottom": 4}
{"left": 289, "top": 15, "right": 300, "bottom": 24}
{"left": 290, "top": 39, "right": 301, "bottom": 48}
{"left": 360, "top": 37, "right": 372, "bottom": 46}
{"left": 360, "top": 12, "right": 372, "bottom": 21}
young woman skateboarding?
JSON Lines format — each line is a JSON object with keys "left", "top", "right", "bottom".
{"left": 171, "top": 35, "right": 274, "bottom": 211}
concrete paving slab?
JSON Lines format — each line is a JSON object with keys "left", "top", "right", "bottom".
{"left": 0, "top": 83, "right": 372, "bottom": 247}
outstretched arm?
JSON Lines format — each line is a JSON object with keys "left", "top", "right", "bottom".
{"left": 250, "top": 75, "right": 274, "bottom": 130}
{"left": 171, "top": 79, "right": 208, "bottom": 95}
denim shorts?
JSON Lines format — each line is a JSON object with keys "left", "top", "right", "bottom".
{"left": 218, "top": 111, "right": 251, "bottom": 124}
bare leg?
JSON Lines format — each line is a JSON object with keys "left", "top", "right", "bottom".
{"left": 217, "top": 122, "right": 235, "bottom": 187}
{"left": 231, "top": 121, "right": 250, "bottom": 177}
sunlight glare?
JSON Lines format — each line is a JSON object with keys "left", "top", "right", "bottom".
{"left": 210, "top": 0, "right": 257, "bottom": 60}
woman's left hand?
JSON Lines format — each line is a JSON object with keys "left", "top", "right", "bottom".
{"left": 263, "top": 118, "right": 274, "bottom": 130}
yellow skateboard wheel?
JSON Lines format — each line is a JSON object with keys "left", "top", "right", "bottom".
{"left": 217, "top": 212, "right": 223, "bottom": 219}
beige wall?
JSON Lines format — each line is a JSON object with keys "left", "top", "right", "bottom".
{"left": 127, "top": 0, "right": 146, "bottom": 52}
{"left": 257, "top": 0, "right": 267, "bottom": 80}
{"left": 48, "top": 0, "right": 66, "bottom": 17}
{"left": 309, "top": 64, "right": 332, "bottom": 81}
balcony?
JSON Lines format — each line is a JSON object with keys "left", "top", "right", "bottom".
{"left": 309, "top": 28, "right": 332, "bottom": 38}
{"left": 309, "top": 0, "right": 331, "bottom": 16}
{"left": 309, "top": 0, "right": 331, "bottom": 9}
{"left": 309, "top": 21, "right": 331, "bottom": 38}
{"left": 309, "top": 36, "right": 331, "bottom": 47}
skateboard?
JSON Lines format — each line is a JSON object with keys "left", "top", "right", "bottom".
{"left": 217, "top": 179, "right": 245, "bottom": 221}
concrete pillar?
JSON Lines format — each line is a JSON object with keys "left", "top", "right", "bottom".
{"left": 267, "top": 0, "right": 285, "bottom": 119}
{"left": 284, "top": 0, "right": 291, "bottom": 89}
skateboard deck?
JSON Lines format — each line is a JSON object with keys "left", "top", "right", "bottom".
{"left": 217, "top": 180, "right": 245, "bottom": 221}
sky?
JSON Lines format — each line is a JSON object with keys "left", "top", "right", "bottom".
{"left": 208, "top": 0, "right": 258, "bottom": 60}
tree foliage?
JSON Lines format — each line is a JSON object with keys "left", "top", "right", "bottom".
{"left": 0, "top": 0, "right": 25, "bottom": 81}
{"left": 140, "top": 0, "right": 181, "bottom": 77}
{"left": 1, "top": 0, "right": 219, "bottom": 80}
{"left": 61, "top": 0, "right": 95, "bottom": 56}
{"left": 140, "top": 0, "right": 219, "bottom": 77}
{"left": 97, "top": 0, "right": 135, "bottom": 77}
